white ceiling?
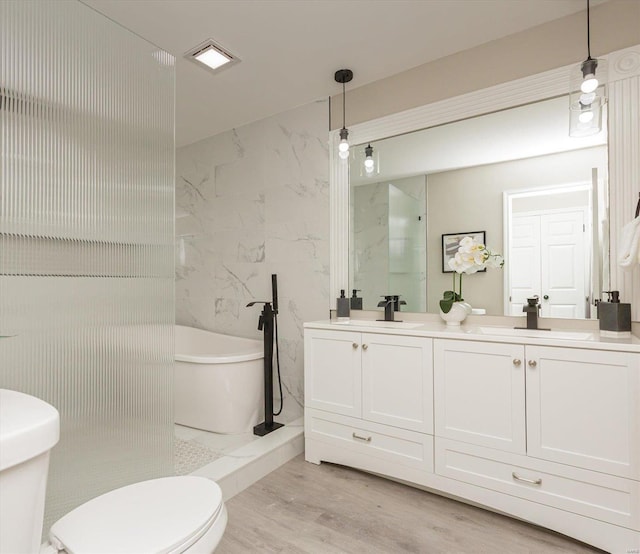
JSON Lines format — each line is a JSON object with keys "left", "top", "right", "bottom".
{"left": 83, "top": 0, "right": 598, "bottom": 147}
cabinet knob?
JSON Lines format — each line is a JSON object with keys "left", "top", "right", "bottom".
{"left": 512, "top": 359, "right": 522, "bottom": 367}
{"left": 362, "top": 344, "right": 368, "bottom": 350}
{"left": 528, "top": 360, "right": 537, "bottom": 367}
{"left": 352, "top": 343, "right": 359, "bottom": 349}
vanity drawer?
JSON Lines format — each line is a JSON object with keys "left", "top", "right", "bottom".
{"left": 435, "top": 438, "right": 640, "bottom": 530}
{"left": 306, "top": 408, "right": 433, "bottom": 474}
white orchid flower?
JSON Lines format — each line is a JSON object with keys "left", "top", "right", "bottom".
{"left": 448, "top": 255, "right": 465, "bottom": 273}
{"left": 458, "top": 236, "right": 476, "bottom": 253}
{"left": 464, "top": 264, "right": 483, "bottom": 274}
{"left": 485, "top": 254, "right": 504, "bottom": 268}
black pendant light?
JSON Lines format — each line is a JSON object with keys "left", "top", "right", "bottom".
{"left": 364, "top": 144, "right": 375, "bottom": 174}
{"left": 569, "top": 0, "right": 607, "bottom": 137}
{"left": 335, "top": 69, "right": 353, "bottom": 160}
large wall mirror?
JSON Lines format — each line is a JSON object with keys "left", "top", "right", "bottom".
{"left": 330, "top": 46, "right": 640, "bottom": 322}
{"left": 349, "top": 95, "right": 608, "bottom": 318}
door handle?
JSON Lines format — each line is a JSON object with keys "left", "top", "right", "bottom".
{"left": 362, "top": 344, "right": 368, "bottom": 350}
{"left": 512, "top": 359, "right": 522, "bottom": 367}
{"left": 543, "top": 295, "right": 549, "bottom": 300}
{"left": 528, "top": 360, "right": 537, "bottom": 368}
{"left": 352, "top": 433, "right": 372, "bottom": 442}
{"left": 352, "top": 343, "right": 359, "bottom": 349}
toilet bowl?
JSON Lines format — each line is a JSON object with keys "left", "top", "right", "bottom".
{"left": 0, "top": 389, "right": 227, "bottom": 554}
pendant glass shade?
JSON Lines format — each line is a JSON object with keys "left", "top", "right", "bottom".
{"left": 338, "top": 128, "right": 350, "bottom": 160}
{"left": 569, "top": 57, "right": 607, "bottom": 137}
{"left": 358, "top": 143, "right": 380, "bottom": 177}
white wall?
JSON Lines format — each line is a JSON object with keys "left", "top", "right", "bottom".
{"left": 175, "top": 99, "right": 329, "bottom": 422}
{"left": 331, "top": 0, "right": 640, "bottom": 130}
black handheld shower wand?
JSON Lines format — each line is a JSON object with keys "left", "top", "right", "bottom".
{"left": 246, "top": 274, "right": 284, "bottom": 436}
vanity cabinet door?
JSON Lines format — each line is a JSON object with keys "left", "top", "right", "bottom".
{"left": 526, "top": 346, "right": 640, "bottom": 479}
{"left": 434, "top": 339, "right": 526, "bottom": 454}
{"left": 304, "top": 329, "right": 362, "bottom": 417}
{"left": 361, "top": 334, "right": 433, "bottom": 433}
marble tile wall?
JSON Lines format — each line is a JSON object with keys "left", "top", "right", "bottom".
{"left": 176, "top": 99, "right": 330, "bottom": 423}
{"left": 352, "top": 175, "right": 427, "bottom": 311}
{"left": 352, "top": 182, "right": 389, "bottom": 309}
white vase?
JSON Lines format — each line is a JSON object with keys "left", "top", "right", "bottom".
{"left": 439, "top": 301, "right": 472, "bottom": 326}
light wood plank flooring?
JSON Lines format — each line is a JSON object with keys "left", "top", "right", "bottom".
{"left": 217, "top": 454, "right": 604, "bottom": 554}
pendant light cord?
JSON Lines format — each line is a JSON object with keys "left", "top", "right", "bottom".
{"left": 587, "top": 0, "right": 592, "bottom": 59}
{"left": 342, "top": 81, "right": 346, "bottom": 130}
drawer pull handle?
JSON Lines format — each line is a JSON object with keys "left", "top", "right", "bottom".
{"left": 352, "top": 432, "right": 372, "bottom": 442}
{"left": 512, "top": 358, "right": 522, "bottom": 366}
{"left": 352, "top": 343, "right": 359, "bottom": 349}
{"left": 528, "top": 360, "right": 537, "bottom": 368}
{"left": 512, "top": 472, "right": 542, "bottom": 485}
{"left": 362, "top": 344, "right": 368, "bottom": 350}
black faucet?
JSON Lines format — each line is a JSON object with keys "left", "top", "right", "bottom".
{"left": 377, "top": 295, "right": 407, "bottom": 322}
{"left": 523, "top": 296, "right": 540, "bottom": 329}
{"left": 516, "top": 296, "right": 549, "bottom": 331}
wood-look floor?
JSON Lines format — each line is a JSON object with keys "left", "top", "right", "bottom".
{"left": 217, "top": 455, "right": 603, "bottom": 554}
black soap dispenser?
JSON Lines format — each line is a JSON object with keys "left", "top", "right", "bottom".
{"left": 598, "top": 290, "right": 631, "bottom": 336}
{"left": 337, "top": 289, "right": 350, "bottom": 321}
{"left": 350, "top": 289, "right": 363, "bottom": 310}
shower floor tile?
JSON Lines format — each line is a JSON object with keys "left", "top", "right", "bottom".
{"left": 174, "top": 437, "right": 220, "bottom": 476}
{"left": 173, "top": 424, "right": 260, "bottom": 476}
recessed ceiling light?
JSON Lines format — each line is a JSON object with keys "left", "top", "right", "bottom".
{"left": 185, "top": 39, "right": 239, "bottom": 74}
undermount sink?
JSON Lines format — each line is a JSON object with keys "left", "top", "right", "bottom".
{"left": 332, "top": 320, "right": 424, "bottom": 329}
{"left": 475, "top": 326, "right": 595, "bottom": 341}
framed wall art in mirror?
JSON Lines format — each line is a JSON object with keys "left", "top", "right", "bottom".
{"left": 442, "top": 232, "right": 486, "bottom": 274}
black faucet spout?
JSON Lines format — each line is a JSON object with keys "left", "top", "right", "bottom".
{"left": 377, "top": 297, "right": 395, "bottom": 321}
{"left": 522, "top": 296, "right": 540, "bottom": 329}
{"left": 377, "top": 295, "right": 406, "bottom": 322}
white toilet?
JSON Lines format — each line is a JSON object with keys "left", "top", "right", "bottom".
{"left": 0, "top": 389, "right": 227, "bottom": 554}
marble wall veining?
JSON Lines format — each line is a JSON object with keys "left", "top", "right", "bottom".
{"left": 176, "top": 99, "right": 330, "bottom": 423}
{"left": 352, "top": 176, "right": 427, "bottom": 312}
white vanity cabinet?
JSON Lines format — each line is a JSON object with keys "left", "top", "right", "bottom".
{"left": 525, "top": 345, "right": 640, "bottom": 478}
{"left": 434, "top": 338, "right": 640, "bottom": 547}
{"left": 433, "top": 339, "right": 526, "bottom": 454}
{"left": 304, "top": 328, "right": 434, "bottom": 484}
{"left": 304, "top": 322, "right": 640, "bottom": 553}
{"left": 434, "top": 339, "right": 640, "bottom": 478}
{"left": 304, "top": 329, "right": 362, "bottom": 418}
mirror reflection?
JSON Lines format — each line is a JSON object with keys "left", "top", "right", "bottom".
{"left": 349, "top": 95, "right": 609, "bottom": 318}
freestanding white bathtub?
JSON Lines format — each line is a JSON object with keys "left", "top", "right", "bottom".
{"left": 175, "top": 325, "right": 264, "bottom": 434}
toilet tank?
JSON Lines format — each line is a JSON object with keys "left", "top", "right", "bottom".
{"left": 0, "top": 389, "right": 60, "bottom": 554}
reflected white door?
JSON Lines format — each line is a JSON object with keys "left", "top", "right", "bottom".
{"left": 508, "top": 215, "right": 541, "bottom": 316}
{"left": 540, "top": 210, "right": 586, "bottom": 318}
{"left": 509, "top": 210, "right": 587, "bottom": 318}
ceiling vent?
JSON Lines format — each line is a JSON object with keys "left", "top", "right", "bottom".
{"left": 185, "top": 39, "right": 239, "bottom": 74}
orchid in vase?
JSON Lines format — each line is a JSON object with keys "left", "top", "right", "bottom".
{"left": 440, "top": 236, "right": 504, "bottom": 314}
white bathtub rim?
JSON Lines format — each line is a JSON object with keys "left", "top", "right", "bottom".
{"left": 176, "top": 352, "right": 262, "bottom": 364}
{"left": 175, "top": 325, "right": 263, "bottom": 365}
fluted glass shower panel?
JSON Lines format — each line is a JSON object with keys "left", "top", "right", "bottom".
{"left": 0, "top": 0, "right": 175, "bottom": 533}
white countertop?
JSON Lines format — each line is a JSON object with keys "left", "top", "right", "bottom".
{"left": 304, "top": 319, "right": 640, "bottom": 353}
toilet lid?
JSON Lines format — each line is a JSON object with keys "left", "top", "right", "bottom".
{"left": 49, "top": 476, "right": 223, "bottom": 554}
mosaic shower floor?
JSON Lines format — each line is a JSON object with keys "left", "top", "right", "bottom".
{"left": 173, "top": 424, "right": 259, "bottom": 475}
{"left": 173, "top": 418, "right": 304, "bottom": 500}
